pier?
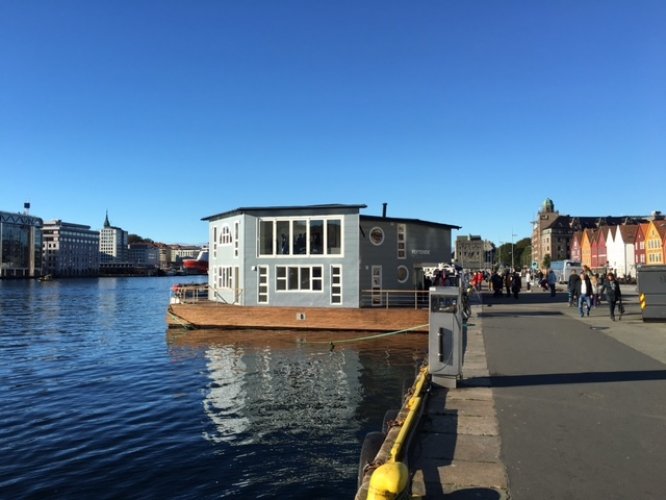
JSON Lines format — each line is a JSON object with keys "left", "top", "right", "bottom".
{"left": 359, "top": 285, "right": 666, "bottom": 499}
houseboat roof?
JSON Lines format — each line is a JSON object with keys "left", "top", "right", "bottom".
{"left": 202, "top": 204, "right": 461, "bottom": 230}
{"left": 360, "top": 214, "right": 461, "bottom": 230}
{"left": 202, "top": 204, "right": 368, "bottom": 221}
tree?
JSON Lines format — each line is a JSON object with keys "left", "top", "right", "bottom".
{"left": 542, "top": 253, "right": 551, "bottom": 270}
{"left": 128, "top": 234, "right": 154, "bottom": 245}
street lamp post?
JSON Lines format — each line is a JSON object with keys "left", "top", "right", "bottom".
{"left": 499, "top": 241, "right": 504, "bottom": 268}
{"left": 511, "top": 231, "right": 516, "bottom": 271}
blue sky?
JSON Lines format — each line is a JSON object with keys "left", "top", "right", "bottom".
{"left": 2, "top": 1, "right": 664, "bottom": 247}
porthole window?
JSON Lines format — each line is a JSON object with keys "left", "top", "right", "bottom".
{"left": 369, "top": 227, "right": 384, "bottom": 246}
{"left": 397, "top": 265, "right": 409, "bottom": 283}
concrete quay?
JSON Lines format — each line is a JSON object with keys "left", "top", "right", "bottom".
{"left": 409, "top": 308, "right": 509, "bottom": 499}
{"left": 409, "top": 285, "right": 666, "bottom": 499}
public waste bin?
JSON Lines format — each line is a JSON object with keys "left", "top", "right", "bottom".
{"left": 429, "top": 286, "right": 463, "bottom": 388}
{"left": 636, "top": 265, "right": 666, "bottom": 321}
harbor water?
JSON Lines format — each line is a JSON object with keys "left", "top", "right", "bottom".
{"left": 0, "top": 277, "right": 426, "bottom": 499}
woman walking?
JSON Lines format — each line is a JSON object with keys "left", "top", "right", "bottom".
{"left": 602, "top": 272, "right": 623, "bottom": 321}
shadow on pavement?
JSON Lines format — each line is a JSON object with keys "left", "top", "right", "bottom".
{"left": 479, "top": 291, "right": 569, "bottom": 305}
{"left": 462, "top": 369, "right": 666, "bottom": 388}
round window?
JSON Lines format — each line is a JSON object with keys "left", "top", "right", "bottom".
{"left": 397, "top": 265, "right": 409, "bottom": 283}
{"left": 369, "top": 227, "right": 384, "bottom": 246}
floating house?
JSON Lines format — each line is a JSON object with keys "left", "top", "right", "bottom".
{"left": 167, "top": 204, "right": 460, "bottom": 331}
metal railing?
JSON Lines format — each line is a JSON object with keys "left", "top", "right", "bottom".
{"left": 170, "top": 283, "right": 209, "bottom": 303}
{"left": 360, "top": 289, "right": 430, "bottom": 309}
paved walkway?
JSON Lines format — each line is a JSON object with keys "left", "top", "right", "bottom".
{"left": 409, "top": 285, "right": 666, "bottom": 499}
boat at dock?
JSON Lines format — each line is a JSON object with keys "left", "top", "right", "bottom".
{"left": 182, "top": 250, "right": 208, "bottom": 275}
{"left": 168, "top": 302, "right": 429, "bottom": 332}
{"left": 167, "top": 284, "right": 429, "bottom": 332}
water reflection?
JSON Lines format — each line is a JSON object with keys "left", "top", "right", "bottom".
{"left": 168, "top": 329, "right": 427, "bottom": 453}
{"left": 203, "top": 345, "right": 251, "bottom": 443}
{"left": 189, "top": 331, "right": 364, "bottom": 447}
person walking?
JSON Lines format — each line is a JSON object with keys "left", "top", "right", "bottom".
{"left": 567, "top": 270, "right": 580, "bottom": 307}
{"left": 503, "top": 270, "right": 512, "bottom": 298}
{"left": 547, "top": 269, "right": 557, "bottom": 297}
{"left": 601, "top": 272, "right": 623, "bottom": 321}
{"left": 592, "top": 273, "right": 602, "bottom": 307}
{"left": 525, "top": 270, "right": 532, "bottom": 292}
{"left": 511, "top": 270, "right": 522, "bottom": 299}
{"left": 491, "top": 270, "right": 504, "bottom": 297}
{"left": 577, "top": 271, "right": 593, "bottom": 317}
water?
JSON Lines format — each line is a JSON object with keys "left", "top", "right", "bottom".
{"left": 0, "top": 277, "right": 426, "bottom": 499}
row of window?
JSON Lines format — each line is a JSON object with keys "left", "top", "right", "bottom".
{"left": 259, "top": 218, "right": 342, "bottom": 256}
{"left": 215, "top": 264, "right": 344, "bottom": 305}
{"left": 212, "top": 219, "right": 410, "bottom": 260}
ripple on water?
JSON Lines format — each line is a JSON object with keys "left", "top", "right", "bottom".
{"left": 0, "top": 277, "right": 426, "bottom": 498}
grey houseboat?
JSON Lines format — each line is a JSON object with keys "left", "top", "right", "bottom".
{"left": 167, "top": 204, "right": 460, "bottom": 331}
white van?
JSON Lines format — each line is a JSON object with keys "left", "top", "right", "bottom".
{"left": 551, "top": 260, "right": 584, "bottom": 283}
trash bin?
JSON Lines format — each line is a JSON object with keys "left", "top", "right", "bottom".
{"left": 428, "top": 285, "right": 463, "bottom": 388}
{"left": 636, "top": 265, "right": 666, "bottom": 321}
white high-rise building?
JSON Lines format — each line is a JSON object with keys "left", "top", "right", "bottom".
{"left": 99, "top": 212, "right": 128, "bottom": 263}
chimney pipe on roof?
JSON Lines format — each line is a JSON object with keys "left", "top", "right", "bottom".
{"left": 382, "top": 203, "right": 387, "bottom": 218}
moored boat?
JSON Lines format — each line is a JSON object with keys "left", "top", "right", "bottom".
{"left": 182, "top": 250, "right": 208, "bottom": 275}
{"left": 167, "top": 283, "right": 430, "bottom": 332}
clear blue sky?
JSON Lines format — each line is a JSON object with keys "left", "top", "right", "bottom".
{"left": 2, "top": 1, "right": 664, "bottom": 246}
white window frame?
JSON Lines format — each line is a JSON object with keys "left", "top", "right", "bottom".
{"left": 234, "top": 221, "right": 240, "bottom": 258}
{"left": 220, "top": 224, "right": 232, "bottom": 245}
{"left": 369, "top": 227, "right": 384, "bottom": 246}
{"left": 371, "top": 265, "right": 382, "bottom": 306}
{"left": 258, "top": 266, "right": 269, "bottom": 303}
{"left": 330, "top": 265, "right": 342, "bottom": 305}
{"left": 257, "top": 217, "right": 344, "bottom": 257}
{"left": 397, "top": 224, "right": 406, "bottom": 259}
{"left": 397, "top": 265, "right": 409, "bottom": 284}
{"left": 275, "top": 265, "right": 324, "bottom": 292}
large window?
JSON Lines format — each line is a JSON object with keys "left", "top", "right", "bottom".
{"left": 217, "top": 266, "right": 234, "bottom": 289}
{"left": 258, "top": 217, "right": 343, "bottom": 256}
{"left": 276, "top": 265, "right": 323, "bottom": 291}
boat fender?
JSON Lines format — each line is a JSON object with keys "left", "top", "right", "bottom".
{"left": 382, "top": 409, "right": 400, "bottom": 434}
{"left": 367, "top": 461, "right": 409, "bottom": 500}
{"left": 358, "top": 431, "right": 386, "bottom": 488}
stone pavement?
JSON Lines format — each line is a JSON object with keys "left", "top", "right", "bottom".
{"left": 409, "top": 309, "right": 509, "bottom": 499}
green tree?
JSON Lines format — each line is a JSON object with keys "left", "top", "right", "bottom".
{"left": 128, "top": 234, "right": 154, "bottom": 244}
{"left": 542, "top": 253, "right": 552, "bottom": 270}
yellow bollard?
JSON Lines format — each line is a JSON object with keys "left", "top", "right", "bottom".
{"left": 367, "top": 461, "right": 409, "bottom": 500}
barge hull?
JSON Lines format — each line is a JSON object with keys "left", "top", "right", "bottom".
{"left": 167, "top": 303, "right": 429, "bottom": 332}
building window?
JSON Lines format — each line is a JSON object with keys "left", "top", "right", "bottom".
{"left": 258, "top": 217, "right": 343, "bottom": 257}
{"left": 258, "top": 266, "right": 269, "bottom": 303}
{"left": 276, "top": 265, "right": 323, "bottom": 291}
{"left": 331, "top": 265, "right": 342, "bottom": 304}
{"left": 397, "top": 224, "right": 406, "bottom": 259}
{"left": 234, "top": 222, "right": 239, "bottom": 258}
{"left": 397, "top": 265, "right": 409, "bottom": 283}
{"left": 371, "top": 266, "right": 382, "bottom": 306}
{"left": 220, "top": 225, "right": 232, "bottom": 245}
{"left": 217, "top": 266, "right": 233, "bottom": 289}
{"left": 370, "top": 227, "right": 384, "bottom": 246}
